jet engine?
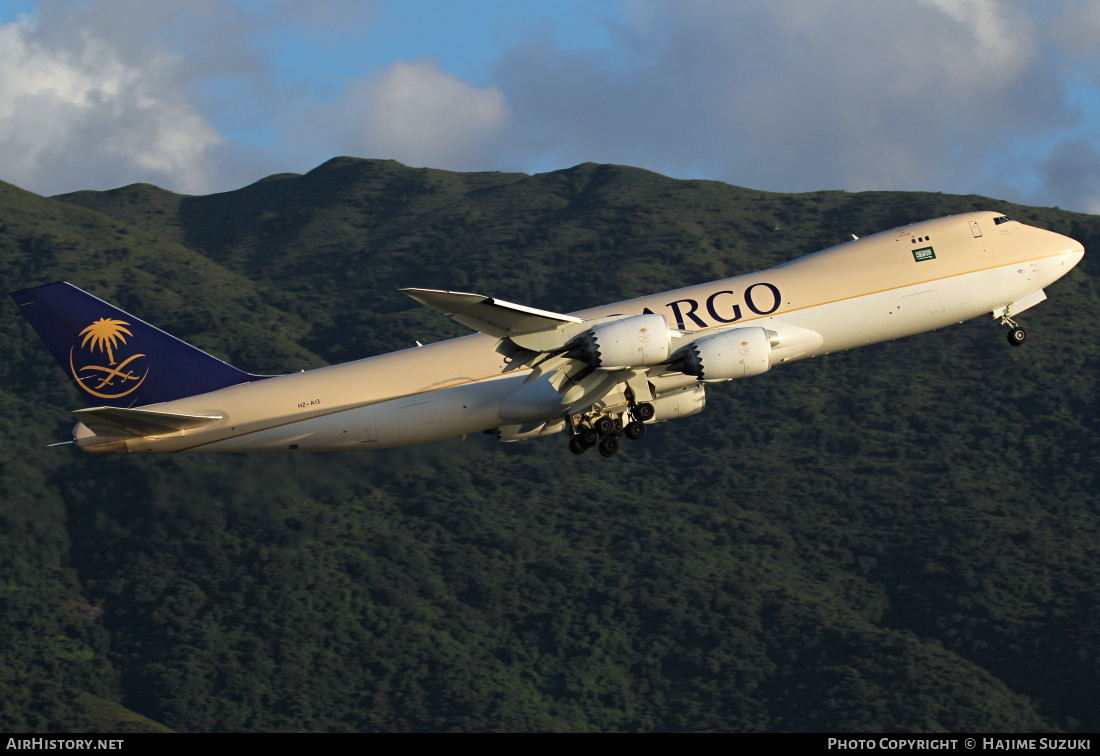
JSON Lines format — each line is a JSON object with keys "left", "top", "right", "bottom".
{"left": 648, "top": 384, "right": 706, "bottom": 422}
{"left": 566, "top": 313, "right": 672, "bottom": 370}
{"left": 671, "top": 327, "right": 772, "bottom": 382}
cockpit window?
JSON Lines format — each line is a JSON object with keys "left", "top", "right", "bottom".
{"left": 994, "top": 215, "right": 1014, "bottom": 225}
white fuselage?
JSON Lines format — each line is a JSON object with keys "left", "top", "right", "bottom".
{"left": 73, "top": 212, "right": 1084, "bottom": 453}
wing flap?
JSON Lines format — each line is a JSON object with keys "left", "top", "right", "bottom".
{"left": 73, "top": 407, "right": 224, "bottom": 438}
{"left": 401, "top": 288, "right": 582, "bottom": 338}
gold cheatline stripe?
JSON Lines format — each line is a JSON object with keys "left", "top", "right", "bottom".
{"left": 171, "top": 250, "right": 1079, "bottom": 452}
{"left": 173, "top": 371, "right": 522, "bottom": 452}
{"left": 687, "top": 251, "right": 1077, "bottom": 334}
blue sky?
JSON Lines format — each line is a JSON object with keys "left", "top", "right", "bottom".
{"left": 3, "top": 0, "right": 1100, "bottom": 214}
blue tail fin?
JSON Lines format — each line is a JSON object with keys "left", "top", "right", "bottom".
{"left": 11, "top": 282, "right": 262, "bottom": 407}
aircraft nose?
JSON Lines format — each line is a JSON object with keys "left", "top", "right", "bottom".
{"left": 1064, "top": 241, "right": 1085, "bottom": 271}
{"left": 1049, "top": 229, "right": 1084, "bottom": 272}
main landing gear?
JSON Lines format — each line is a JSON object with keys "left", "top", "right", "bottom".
{"left": 567, "top": 402, "right": 655, "bottom": 458}
{"left": 999, "top": 313, "right": 1028, "bottom": 347}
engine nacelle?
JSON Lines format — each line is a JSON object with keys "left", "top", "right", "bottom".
{"left": 672, "top": 327, "right": 772, "bottom": 382}
{"left": 649, "top": 384, "right": 706, "bottom": 422}
{"left": 567, "top": 313, "right": 672, "bottom": 370}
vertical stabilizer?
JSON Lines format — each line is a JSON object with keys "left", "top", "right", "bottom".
{"left": 11, "top": 282, "right": 263, "bottom": 407}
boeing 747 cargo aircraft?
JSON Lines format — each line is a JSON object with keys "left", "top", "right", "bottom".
{"left": 11, "top": 211, "right": 1084, "bottom": 458}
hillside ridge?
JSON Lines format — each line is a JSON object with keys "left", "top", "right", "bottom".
{"left": 1, "top": 159, "right": 1097, "bottom": 732}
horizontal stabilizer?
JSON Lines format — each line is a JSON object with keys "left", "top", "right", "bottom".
{"left": 72, "top": 406, "right": 223, "bottom": 438}
{"left": 401, "top": 288, "right": 582, "bottom": 338}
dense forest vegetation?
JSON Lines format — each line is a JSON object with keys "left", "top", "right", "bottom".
{"left": 1, "top": 158, "right": 1097, "bottom": 731}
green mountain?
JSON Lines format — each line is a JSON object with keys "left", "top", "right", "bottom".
{"left": 1, "top": 158, "right": 1097, "bottom": 732}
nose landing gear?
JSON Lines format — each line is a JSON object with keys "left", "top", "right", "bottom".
{"left": 999, "top": 313, "right": 1027, "bottom": 347}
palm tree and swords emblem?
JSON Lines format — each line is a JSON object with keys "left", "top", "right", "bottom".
{"left": 68, "top": 317, "right": 149, "bottom": 399}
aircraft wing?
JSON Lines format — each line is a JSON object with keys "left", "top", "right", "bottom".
{"left": 400, "top": 288, "right": 582, "bottom": 338}
{"left": 72, "top": 407, "right": 223, "bottom": 438}
{"left": 404, "top": 287, "right": 684, "bottom": 416}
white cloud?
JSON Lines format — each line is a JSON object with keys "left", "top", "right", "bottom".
{"left": 917, "top": 0, "right": 1034, "bottom": 81}
{"left": 2, "top": 0, "right": 1099, "bottom": 215}
{"left": 289, "top": 59, "right": 509, "bottom": 172}
{"left": 364, "top": 60, "right": 509, "bottom": 169}
{"left": 493, "top": 0, "right": 1086, "bottom": 206}
{"left": 0, "top": 12, "right": 225, "bottom": 195}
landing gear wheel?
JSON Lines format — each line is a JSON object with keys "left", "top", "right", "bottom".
{"left": 594, "top": 416, "right": 616, "bottom": 436}
{"left": 634, "top": 402, "right": 656, "bottom": 422}
{"left": 577, "top": 429, "right": 599, "bottom": 449}
{"left": 624, "top": 421, "right": 647, "bottom": 441}
{"left": 598, "top": 436, "right": 620, "bottom": 458}
{"left": 569, "top": 436, "right": 588, "bottom": 455}
{"left": 1007, "top": 327, "right": 1027, "bottom": 347}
